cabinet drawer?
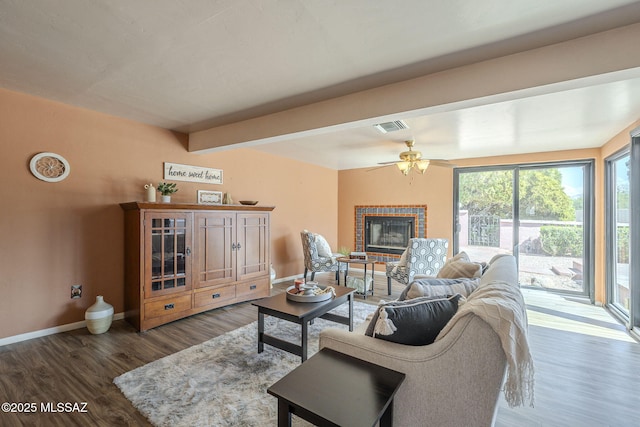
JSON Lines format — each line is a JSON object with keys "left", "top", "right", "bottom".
{"left": 144, "top": 294, "right": 192, "bottom": 320}
{"left": 194, "top": 285, "right": 236, "bottom": 308}
{"left": 236, "top": 278, "right": 270, "bottom": 299}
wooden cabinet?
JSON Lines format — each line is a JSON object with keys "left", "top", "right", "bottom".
{"left": 121, "top": 202, "right": 274, "bottom": 331}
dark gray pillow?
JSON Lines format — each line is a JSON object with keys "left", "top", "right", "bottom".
{"left": 365, "top": 294, "right": 463, "bottom": 346}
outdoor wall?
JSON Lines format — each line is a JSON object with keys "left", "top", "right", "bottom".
{"left": 0, "top": 88, "right": 337, "bottom": 339}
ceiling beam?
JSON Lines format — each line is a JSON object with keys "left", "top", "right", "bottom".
{"left": 189, "top": 23, "right": 640, "bottom": 153}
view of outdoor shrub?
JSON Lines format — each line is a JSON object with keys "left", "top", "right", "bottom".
{"left": 539, "top": 225, "right": 583, "bottom": 257}
{"left": 617, "top": 226, "right": 630, "bottom": 264}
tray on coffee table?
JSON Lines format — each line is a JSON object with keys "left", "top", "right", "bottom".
{"left": 285, "top": 284, "right": 334, "bottom": 303}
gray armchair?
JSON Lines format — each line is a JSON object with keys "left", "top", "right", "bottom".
{"left": 300, "top": 231, "right": 346, "bottom": 282}
{"left": 385, "top": 238, "right": 448, "bottom": 294}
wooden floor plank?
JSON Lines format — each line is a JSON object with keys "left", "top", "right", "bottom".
{"left": 1, "top": 272, "right": 638, "bottom": 426}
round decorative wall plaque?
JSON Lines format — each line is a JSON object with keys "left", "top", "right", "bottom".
{"left": 29, "top": 152, "right": 70, "bottom": 182}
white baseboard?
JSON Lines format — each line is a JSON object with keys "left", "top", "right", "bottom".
{"left": 0, "top": 312, "right": 125, "bottom": 347}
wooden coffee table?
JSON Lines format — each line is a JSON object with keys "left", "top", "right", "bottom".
{"left": 268, "top": 348, "right": 406, "bottom": 427}
{"left": 252, "top": 286, "right": 355, "bottom": 362}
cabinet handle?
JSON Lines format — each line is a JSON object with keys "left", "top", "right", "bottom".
{"left": 164, "top": 303, "right": 175, "bottom": 310}
{"left": 186, "top": 247, "right": 191, "bottom": 256}
{"left": 236, "top": 242, "right": 242, "bottom": 250}
{"left": 212, "top": 293, "right": 220, "bottom": 299}
{"left": 250, "top": 284, "right": 257, "bottom": 290}
{"left": 231, "top": 243, "right": 237, "bottom": 250}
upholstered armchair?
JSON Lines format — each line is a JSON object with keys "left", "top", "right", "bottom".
{"left": 385, "top": 238, "right": 449, "bottom": 294}
{"left": 300, "top": 231, "right": 347, "bottom": 282}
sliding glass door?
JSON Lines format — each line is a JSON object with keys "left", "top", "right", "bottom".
{"left": 518, "top": 165, "right": 588, "bottom": 293}
{"left": 454, "top": 161, "right": 594, "bottom": 297}
{"left": 608, "top": 128, "right": 640, "bottom": 334}
{"left": 606, "top": 150, "right": 631, "bottom": 317}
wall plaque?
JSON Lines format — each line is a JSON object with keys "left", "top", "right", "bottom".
{"left": 163, "top": 162, "right": 223, "bottom": 185}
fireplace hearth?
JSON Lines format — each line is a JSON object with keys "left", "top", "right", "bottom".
{"left": 364, "top": 216, "right": 415, "bottom": 255}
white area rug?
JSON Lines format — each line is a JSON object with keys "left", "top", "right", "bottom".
{"left": 114, "top": 301, "right": 376, "bottom": 427}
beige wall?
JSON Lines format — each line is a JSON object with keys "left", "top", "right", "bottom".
{"left": 338, "top": 164, "right": 454, "bottom": 254}
{"left": 0, "top": 88, "right": 337, "bottom": 339}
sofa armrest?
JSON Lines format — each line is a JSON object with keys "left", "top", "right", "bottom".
{"left": 320, "top": 317, "right": 472, "bottom": 365}
{"left": 319, "top": 315, "right": 507, "bottom": 427}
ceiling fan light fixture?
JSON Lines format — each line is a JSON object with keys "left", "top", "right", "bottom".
{"left": 396, "top": 161, "right": 411, "bottom": 174}
{"left": 416, "top": 160, "right": 430, "bottom": 173}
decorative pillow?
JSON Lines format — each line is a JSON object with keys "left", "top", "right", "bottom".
{"left": 399, "top": 248, "right": 408, "bottom": 266}
{"left": 449, "top": 251, "right": 470, "bottom": 263}
{"left": 404, "top": 278, "right": 480, "bottom": 300}
{"left": 398, "top": 278, "right": 465, "bottom": 300}
{"left": 436, "top": 252, "right": 482, "bottom": 279}
{"left": 436, "top": 260, "right": 482, "bottom": 279}
{"left": 391, "top": 248, "right": 408, "bottom": 274}
{"left": 314, "top": 233, "right": 333, "bottom": 258}
{"left": 365, "top": 294, "right": 464, "bottom": 346}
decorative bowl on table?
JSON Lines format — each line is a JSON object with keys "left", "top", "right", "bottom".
{"left": 239, "top": 200, "right": 258, "bottom": 205}
{"left": 286, "top": 284, "right": 334, "bottom": 302}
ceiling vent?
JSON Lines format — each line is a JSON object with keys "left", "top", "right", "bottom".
{"left": 373, "top": 120, "right": 409, "bottom": 134}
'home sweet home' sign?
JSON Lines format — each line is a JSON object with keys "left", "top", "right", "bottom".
{"left": 163, "top": 162, "right": 223, "bottom": 185}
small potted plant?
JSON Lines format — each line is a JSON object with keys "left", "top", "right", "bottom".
{"left": 338, "top": 246, "right": 351, "bottom": 257}
{"left": 157, "top": 182, "right": 178, "bottom": 203}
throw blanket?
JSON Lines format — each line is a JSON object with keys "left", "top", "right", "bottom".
{"left": 436, "top": 281, "right": 535, "bottom": 408}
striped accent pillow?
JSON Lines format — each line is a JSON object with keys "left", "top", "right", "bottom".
{"left": 405, "top": 278, "right": 480, "bottom": 300}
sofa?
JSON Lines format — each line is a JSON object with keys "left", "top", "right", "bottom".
{"left": 319, "top": 254, "right": 521, "bottom": 427}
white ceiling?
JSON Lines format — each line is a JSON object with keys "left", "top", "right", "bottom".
{"left": 3, "top": 0, "right": 640, "bottom": 169}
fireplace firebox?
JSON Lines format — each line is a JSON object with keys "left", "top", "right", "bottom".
{"left": 364, "top": 216, "right": 415, "bottom": 255}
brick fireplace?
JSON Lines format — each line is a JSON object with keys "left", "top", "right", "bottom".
{"left": 354, "top": 205, "right": 428, "bottom": 263}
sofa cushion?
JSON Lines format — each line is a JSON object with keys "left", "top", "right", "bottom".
{"left": 437, "top": 251, "right": 483, "bottom": 279}
{"left": 365, "top": 294, "right": 463, "bottom": 346}
{"left": 313, "top": 234, "right": 333, "bottom": 258}
{"left": 404, "top": 278, "right": 480, "bottom": 300}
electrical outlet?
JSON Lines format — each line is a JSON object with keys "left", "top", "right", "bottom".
{"left": 71, "top": 285, "right": 82, "bottom": 299}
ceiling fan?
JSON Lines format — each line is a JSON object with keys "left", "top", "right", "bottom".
{"left": 377, "top": 140, "right": 455, "bottom": 175}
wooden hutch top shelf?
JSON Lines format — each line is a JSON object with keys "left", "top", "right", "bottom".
{"left": 120, "top": 201, "right": 276, "bottom": 212}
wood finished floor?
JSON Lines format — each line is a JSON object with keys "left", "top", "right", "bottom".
{"left": 1, "top": 272, "right": 639, "bottom": 426}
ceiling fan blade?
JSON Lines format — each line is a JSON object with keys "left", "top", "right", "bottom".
{"left": 429, "top": 160, "right": 457, "bottom": 168}
{"left": 377, "top": 160, "right": 398, "bottom": 165}
{"left": 377, "top": 159, "right": 456, "bottom": 168}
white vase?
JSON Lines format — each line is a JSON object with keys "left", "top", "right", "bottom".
{"left": 161, "top": 195, "right": 171, "bottom": 203}
{"left": 85, "top": 296, "right": 114, "bottom": 334}
{"left": 144, "top": 183, "right": 156, "bottom": 202}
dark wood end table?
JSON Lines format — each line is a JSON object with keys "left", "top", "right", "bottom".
{"left": 252, "top": 286, "right": 355, "bottom": 362}
{"left": 268, "top": 348, "right": 405, "bottom": 427}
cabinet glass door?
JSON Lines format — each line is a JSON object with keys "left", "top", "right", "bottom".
{"left": 145, "top": 212, "right": 192, "bottom": 297}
